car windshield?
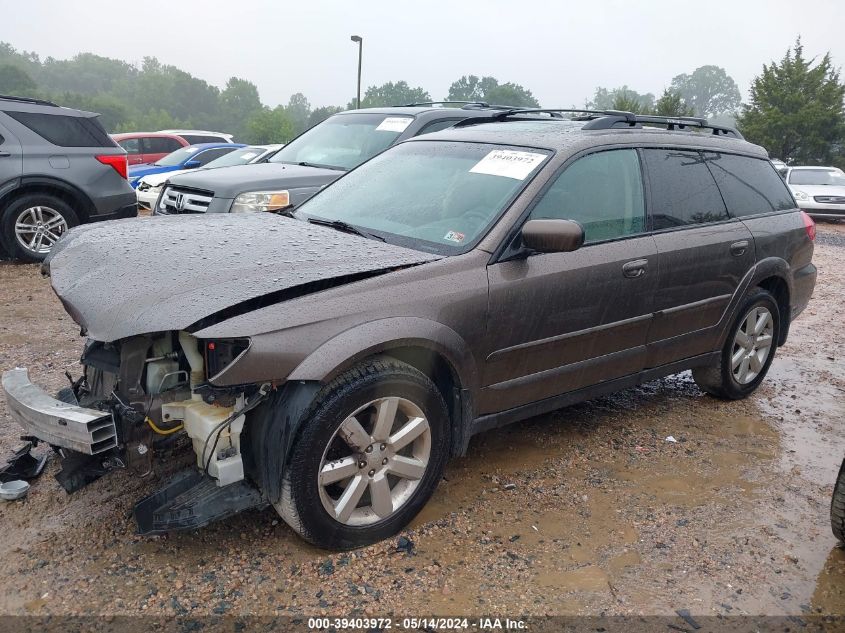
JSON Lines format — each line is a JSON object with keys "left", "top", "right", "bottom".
{"left": 789, "top": 169, "right": 845, "bottom": 186}
{"left": 269, "top": 113, "right": 415, "bottom": 170}
{"left": 155, "top": 146, "right": 201, "bottom": 167}
{"left": 202, "top": 147, "right": 266, "bottom": 169}
{"left": 294, "top": 141, "right": 551, "bottom": 254}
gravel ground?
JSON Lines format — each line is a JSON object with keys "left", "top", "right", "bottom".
{"left": 0, "top": 221, "right": 843, "bottom": 618}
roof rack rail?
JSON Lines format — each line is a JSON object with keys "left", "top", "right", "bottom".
{"left": 0, "top": 94, "right": 59, "bottom": 107}
{"left": 453, "top": 107, "right": 743, "bottom": 138}
{"left": 395, "top": 101, "right": 530, "bottom": 111}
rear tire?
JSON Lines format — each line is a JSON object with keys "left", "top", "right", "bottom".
{"left": 0, "top": 193, "right": 79, "bottom": 263}
{"left": 275, "top": 358, "right": 449, "bottom": 550}
{"left": 832, "top": 460, "right": 845, "bottom": 544}
{"left": 692, "top": 288, "right": 780, "bottom": 400}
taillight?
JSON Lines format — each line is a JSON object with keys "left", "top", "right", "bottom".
{"left": 801, "top": 210, "right": 816, "bottom": 241}
{"left": 96, "top": 154, "right": 128, "bottom": 179}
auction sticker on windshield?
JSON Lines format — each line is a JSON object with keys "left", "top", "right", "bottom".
{"left": 470, "top": 149, "right": 546, "bottom": 180}
{"left": 376, "top": 117, "right": 414, "bottom": 133}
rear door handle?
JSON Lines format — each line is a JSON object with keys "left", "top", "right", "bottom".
{"left": 730, "top": 240, "right": 749, "bottom": 256}
{"left": 0, "top": 150, "right": 11, "bottom": 157}
{"left": 622, "top": 259, "right": 649, "bottom": 278}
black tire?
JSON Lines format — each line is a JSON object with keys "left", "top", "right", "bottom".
{"left": 692, "top": 288, "right": 780, "bottom": 400}
{"left": 0, "top": 193, "right": 79, "bottom": 263}
{"left": 832, "top": 459, "right": 845, "bottom": 544}
{"left": 275, "top": 358, "right": 449, "bottom": 550}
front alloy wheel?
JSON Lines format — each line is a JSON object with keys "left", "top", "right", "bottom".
{"left": 318, "top": 396, "right": 431, "bottom": 525}
{"left": 276, "top": 358, "right": 449, "bottom": 550}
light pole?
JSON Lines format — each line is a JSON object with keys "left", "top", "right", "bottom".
{"left": 350, "top": 35, "right": 362, "bottom": 109}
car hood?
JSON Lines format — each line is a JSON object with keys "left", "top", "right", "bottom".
{"left": 788, "top": 183, "right": 845, "bottom": 197}
{"left": 44, "top": 214, "right": 440, "bottom": 342}
{"left": 165, "top": 162, "right": 343, "bottom": 198}
{"left": 139, "top": 170, "right": 187, "bottom": 187}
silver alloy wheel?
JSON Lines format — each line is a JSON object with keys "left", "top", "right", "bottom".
{"left": 731, "top": 306, "right": 774, "bottom": 385}
{"left": 14, "top": 206, "right": 68, "bottom": 254}
{"left": 318, "top": 396, "right": 431, "bottom": 526}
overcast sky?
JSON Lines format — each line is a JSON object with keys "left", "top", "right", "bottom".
{"left": 3, "top": 0, "right": 844, "bottom": 109}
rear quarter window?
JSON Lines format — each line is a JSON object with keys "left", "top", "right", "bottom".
{"left": 704, "top": 153, "right": 795, "bottom": 217}
{"left": 4, "top": 111, "right": 115, "bottom": 147}
{"left": 181, "top": 135, "right": 227, "bottom": 144}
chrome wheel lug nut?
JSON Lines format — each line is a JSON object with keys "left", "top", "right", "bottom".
{"left": 368, "top": 469, "right": 375, "bottom": 477}
{"left": 358, "top": 460, "right": 367, "bottom": 469}
{"left": 382, "top": 458, "right": 388, "bottom": 465}
{"left": 380, "top": 443, "right": 387, "bottom": 450}
{"left": 365, "top": 445, "right": 373, "bottom": 453}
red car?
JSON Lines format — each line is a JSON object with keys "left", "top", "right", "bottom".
{"left": 111, "top": 133, "right": 189, "bottom": 165}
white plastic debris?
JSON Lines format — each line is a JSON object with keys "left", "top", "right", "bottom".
{"left": 0, "top": 480, "right": 30, "bottom": 500}
{"left": 666, "top": 436, "right": 678, "bottom": 443}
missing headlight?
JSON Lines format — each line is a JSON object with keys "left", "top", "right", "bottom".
{"left": 204, "top": 339, "right": 250, "bottom": 379}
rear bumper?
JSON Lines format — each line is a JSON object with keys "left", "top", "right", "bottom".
{"left": 88, "top": 202, "right": 138, "bottom": 223}
{"left": 791, "top": 262, "right": 817, "bottom": 321}
{"left": 1, "top": 368, "right": 117, "bottom": 454}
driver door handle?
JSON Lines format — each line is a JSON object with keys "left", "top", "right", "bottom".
{"left": 730, "top": 240, "right": 749, "bottom": 256}
{"left": 622, "top": 259, "right": 649, "bottom": 278}
{"left": 0, "top": 151, "right": 11, "bottom": 157}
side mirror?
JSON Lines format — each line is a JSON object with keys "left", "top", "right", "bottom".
{"left": 521, "top": 219, "right": 585, "bottom": 253}
{"left": 184, "top": 160, "right": 201, "bottom": 169}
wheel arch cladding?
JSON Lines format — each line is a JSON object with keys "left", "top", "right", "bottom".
{"left": 756, "top": 275, "right": 790, "bottom": 345}
{"left": 0, "top": 178, "right": 93, "bottom": 222}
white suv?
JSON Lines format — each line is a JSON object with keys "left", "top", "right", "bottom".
{"left": 785, "top": 166, "right": 845, "bottom": 219}
{"left": 156, "top": 129, "right": 234, "bottom": 144}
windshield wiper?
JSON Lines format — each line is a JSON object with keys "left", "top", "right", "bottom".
{"left": 307, "top": 218, "right": 386, "bottom": 242}
{"left": 295, "top": 161, "right": 345, "bottom": 171}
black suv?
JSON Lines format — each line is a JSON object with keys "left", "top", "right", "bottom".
{"left": 0, "top": 95, "right": 136, "bottom": 262}
{"left": 154, "top": 103, "right": 536, "bottom": 215}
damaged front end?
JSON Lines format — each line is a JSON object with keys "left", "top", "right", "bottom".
{"left": 2, "top": 330, "right": 270, "bottom": 533}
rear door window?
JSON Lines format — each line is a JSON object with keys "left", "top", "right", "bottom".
{"left": 4, "top": 111, "right": 114, "bottom": 147}
{"left": 529, "top": 149, "right": 646, "bottom": 243}
{"left": 643, "top": 149, "right": 728, "bottom": 229}
{"left": 181, "top": 134, "right": 227, "bottom": 144}
{"left": 704, "top": 153, "right": 796, "bottom": 217}
{"left": 194, "top": 148, "right": 234, "bottom": 165}
{"left": 118, "top": 138, "right": 141, "bottom": 154}
{"left": 144, "top": 137, "right": 183, "bottom": 154}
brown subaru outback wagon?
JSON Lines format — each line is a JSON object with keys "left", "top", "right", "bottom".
{"left": 2, "top": 110, "right": 817, "bottom": 549}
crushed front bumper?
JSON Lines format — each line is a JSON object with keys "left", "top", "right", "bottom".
{"left": 1, "top": 368, "right": 117, "bottom": 455}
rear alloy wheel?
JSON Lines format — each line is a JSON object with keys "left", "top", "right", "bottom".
{"left": 1, "top": 194, "right": 78, "bottom": 262}
{"left": 693, "top": 288, "right": 780, "bottom": 400}
{"left": 276, "top": 358, "right": 449, "bottom": 550}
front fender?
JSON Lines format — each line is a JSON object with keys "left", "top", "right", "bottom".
{"left": 287, "top": 316, "right": 480, "bottom": 395}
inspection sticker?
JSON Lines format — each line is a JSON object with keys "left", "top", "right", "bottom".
{"left": 470, "top": 149, "right": 546, "bottom": 180}
{"left": 443, "top": 230, "right": 465, "bottom": 243}
{"left": 376, "top": 117, "right": 414, "bottom": 132}
{"left": 239, "top": 152, "right": 258, "bottom": 160}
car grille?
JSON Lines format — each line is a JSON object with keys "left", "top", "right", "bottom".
{"left": 158, "top": 186, "right": 214, "bottom": 214}
{"left": 813, "top": 195, "right": 845, "bottom": 204}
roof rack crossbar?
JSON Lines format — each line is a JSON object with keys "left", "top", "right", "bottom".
{"left": 0, "top": 94, "right": 59, "bottom": 107}
{"left": 395, "top": 101, "right": 536, "bottom": 110}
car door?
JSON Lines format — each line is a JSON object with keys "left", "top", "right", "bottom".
{"left": 481, "top": 148, "right": 658, "bottom": 414}
{"left": 141, "top": 136, "right": 183, "bottom": 164}
{"left": 0, "top": 121, "right": 23, "bottom": 187}
{"left": 118, "top": 137, "right": 144, "bottom": 165}
{"left": 642, "top": 148, "right": 756, "bottom": 367}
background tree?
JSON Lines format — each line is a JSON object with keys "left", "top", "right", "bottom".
{"left": 588, "top": 86, "right": 655, "bottom": 112}
{"left": 446, "top": 75, "right": 539, "bottom": 106}
{"left": 738, "top": 39, "right": 845, "bottom": 165}
{"left": 286, "top": 92, "right": 312, "bottom": 136}
{"left": 670, "top": 65, "right": 741, "bottom": 118}
{"left": 0, "top": 63, "right": 36, "bottom": 94}
{"left": 654, "top": 89, "right": 696, "bottom": 117}
{"left": 220, "top": 77, "right": 263, "bottom": 139}
{"left": 244, "top": 106, "right": 295, "bottom": 144}
{"left": 352, "top": 81, "right": 431, "bottom": 108}
{"left": 308, "top": 105, "right": 344, "bottom": 128}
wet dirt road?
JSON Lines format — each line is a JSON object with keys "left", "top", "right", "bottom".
{"left": 0, "top": 223, "right": 843, "bottom": 619}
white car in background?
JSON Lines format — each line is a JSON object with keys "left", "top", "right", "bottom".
{"left": 785, "top": 166, "right": 845, "bottom": 220}
{"left": 136, "top": 144, "right": 283, "bottom": 210}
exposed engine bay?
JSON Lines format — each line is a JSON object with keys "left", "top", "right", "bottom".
{"left": 58, "top": 331, "right": 263, "bottom": 491}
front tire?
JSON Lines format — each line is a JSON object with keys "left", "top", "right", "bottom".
{"left": 832, "top": 460, "right": 845, "bottom": 544}
{"left": 276, "top": 358, "right": 449, "bottom": 550}
{"left": 692, "top": 288, "right": 780, "bottom": 400}
{"left": 0, "top": 193, "right": 79, "bottom": 262}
